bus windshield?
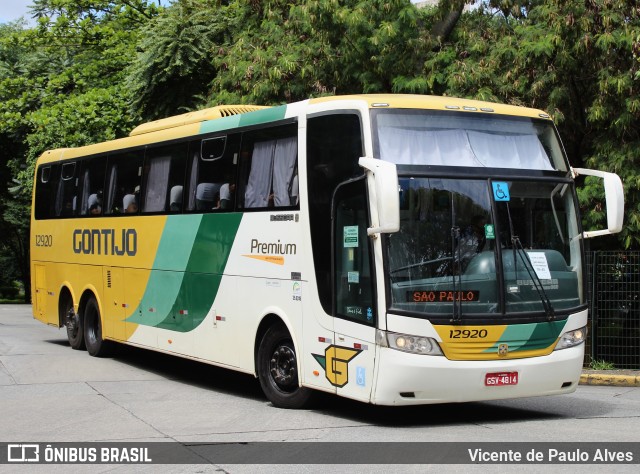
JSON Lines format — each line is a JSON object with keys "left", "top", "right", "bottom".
{"left": 372, "top": 109, "right": 568, "bottom": 171}
{"left": 386, "top": 177, "right": 584, "bottom": 319}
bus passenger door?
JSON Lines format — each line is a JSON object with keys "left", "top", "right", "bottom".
{"left": 332, "top": 178, "right": 377, "bottom": 403}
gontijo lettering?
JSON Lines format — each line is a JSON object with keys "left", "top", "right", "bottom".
{"left": 72, "top": 229, "right": 137, "bottom": 256}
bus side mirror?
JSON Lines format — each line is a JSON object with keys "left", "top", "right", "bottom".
{"left": 359, "top": 157, "right": 400, "bottom": 235}
{"left": 572, "top": 167, "right": 624, "bottom": 238}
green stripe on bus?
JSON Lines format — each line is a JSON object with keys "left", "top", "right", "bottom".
{"left": 154, "top": 215, "right": 203, "bottom": 270}
{"left": 126, "top": 213, "right": 243, "bottom": 331}
{"left": 238, "top": 105, "right": 287, "bottom": 126}
{"left": 484, "top": 320, "right": 566, "bottom": 353}
{"left": 198, "top": 105, "right": 287, "bottom": 135}
{"left": 199, "top": 115, "right": 242, "bottom": 135}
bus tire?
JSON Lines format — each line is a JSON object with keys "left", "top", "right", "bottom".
{"left": 257, "top": 325, "right": 313, "bottom": 409}
{"left": 63, "top": 296, "right": 85, "bottom": 350}
{"left": 83, "top": 297, "right": 113, "bottom": 357}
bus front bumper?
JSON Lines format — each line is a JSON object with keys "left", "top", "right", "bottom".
{"left": 372, "top": 344, "right": 584, "bottom": 405}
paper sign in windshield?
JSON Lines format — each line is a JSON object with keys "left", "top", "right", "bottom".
{"left": 527, "top": 252, "right": 552, "bottom": 280}
{"left": 343, "top": 226, "right": 359, "bottom": 248}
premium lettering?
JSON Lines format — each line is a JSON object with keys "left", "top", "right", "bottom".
{"left": 250, "top": 238, "right": 296, "bottom": 255}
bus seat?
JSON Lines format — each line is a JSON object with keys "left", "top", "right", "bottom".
{"left": 170, "top": 185, "right": 183, "bottom": 212}
{"left": 196, "top": 183, "right": 218, "bottom": 210}
{"left": 88, "top": 194, "right": 101, "bottom": 215}
{"left": 123, "top": 194, "right": 138, "bottom": 213}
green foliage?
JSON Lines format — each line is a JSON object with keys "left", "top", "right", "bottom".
{"left": 127, "top": 0, "right": 233, "bottom": 120}
{"left": 589, "top": 359, "right": 615, "bottom": 370}
{"left": 208, "top": 0, "right": 430, "bottom": 104}
{"left": 0, "top": 1, "right": 159, "bottom": 300}
{"left": 2, "top": 1, "right": 158, "bottom": 195}
{"left": 18, "top": 86, "right": 136, "bottom": 188}
{"left": 423, "top": 0, "right": 640, "bottom": 248}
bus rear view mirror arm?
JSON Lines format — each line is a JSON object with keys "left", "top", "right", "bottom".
{"left": 359, "top": 157, "right": 400, "bottom": 236}
{"left": 572, "top": 167, "right": 624, "bottom": 238}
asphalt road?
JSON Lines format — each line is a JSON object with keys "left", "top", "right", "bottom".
{"left": 1, "top": 304, "right": 639, "bottom": 472}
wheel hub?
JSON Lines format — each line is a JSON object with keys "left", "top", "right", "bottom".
{"left": 270, "top": 345, "right": 297, "bottom": 390}
{"left": 65, "top": 308, "right": 79, "bottom": 333}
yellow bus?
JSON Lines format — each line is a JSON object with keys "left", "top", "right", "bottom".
{"left": 31, "top": 95, "right": 624, "bottom": 408}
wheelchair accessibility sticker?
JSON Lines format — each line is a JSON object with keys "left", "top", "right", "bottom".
{"left": 492, "top": 182, "right": 510, "bottom": 201}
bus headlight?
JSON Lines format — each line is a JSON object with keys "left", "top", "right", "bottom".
{"left": 554, "top": 326, "right": 587, "bottom": 350}
{"left": 377, "top": 330, "right": 443, "bottom": 356}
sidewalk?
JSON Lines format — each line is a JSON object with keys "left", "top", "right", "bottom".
{"left": 580, "top": 369, "right": 640, "bottom": 387}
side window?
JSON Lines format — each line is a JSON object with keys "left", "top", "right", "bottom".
{"left": 54, "top": 162, "right": 78, "bottom": 217}
{"left": 34, "top": 164, "right": 59, "bottom": 220}
{"left": 186, "top": 134, "right": 240, "bottom": 212}
{"left": 105, "top": 150, "right": 144, "bottom": 215}
{"left": 334, "top": 179, "right": 375, "bottom": 324}
{"left": 238, "top": 123, "right": 298, "bottom": 209}
{"left": 307, "top": 113, "right": 364, "bottom": 314}
{"left": 142, "top": 143, "right": 187, "bottom": 213}
{"left": 78, "top": 156, "right": 106, "bottom": 216}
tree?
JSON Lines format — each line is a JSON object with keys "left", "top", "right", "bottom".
{"left": 208, "top": 0, "right": 430, "bottom": 104}
{"left": 0, "top": 20, "right": 41, "bottom": 301}
{"left": 0, "top": 2, "right": 159, "bottom": 300}
{"left": 127, "top": 0, "right": 235, "bottom": 120}
{"left": 418, "top": 0, "right": 640, "bottom": 247}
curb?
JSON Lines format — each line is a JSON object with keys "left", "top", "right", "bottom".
{"left": 579, "top": 373, "right": 640, "bottom": 387}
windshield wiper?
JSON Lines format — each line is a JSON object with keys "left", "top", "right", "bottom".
{"left": 504, "top": 203, "right": 555, "bottom": 320}
{"left": 450, "top": 194, "right": 463, "bottom": 323}
{"left": 512, "top": 236, "right": 556, "bottom": 320}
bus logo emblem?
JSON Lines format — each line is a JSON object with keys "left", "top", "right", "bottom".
{"left": 312, "top": 345, "right": 362, "bottom": 387}
{"left": 498, "top": 344, "right": 509, "bottom": 357}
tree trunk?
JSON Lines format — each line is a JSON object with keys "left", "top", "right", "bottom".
{"left": 430, "top": 1, "right": 465, "bottom": 43}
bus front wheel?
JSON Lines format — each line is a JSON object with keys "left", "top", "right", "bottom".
{"left": 83, "top": 297, "right": 113, "bottom": 357}
{"left": 257, "top": 325, "right": 313, "bottom": 409}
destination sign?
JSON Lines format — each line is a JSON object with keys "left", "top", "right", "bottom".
{"left": 407, "top": 290, "right": 480, "bottom": 303}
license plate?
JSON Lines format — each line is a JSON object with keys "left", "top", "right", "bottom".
{"left": 485, "top": 372, "right": 518, "bottom": 386}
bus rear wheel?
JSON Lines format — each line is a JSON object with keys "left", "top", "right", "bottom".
{"left": 257, "top": 325, "right": 313, "bottom": 409}
{"left": 63, "top": 297, "right": 85, "bottom": 350}
{"left": 83, "top": 297, "right": 113, "bottom": 357}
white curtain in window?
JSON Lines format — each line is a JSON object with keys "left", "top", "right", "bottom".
{"left": 106, "top": 164, "right": 117, "bottom": 214}
{"left": 187, "top": 153, "right": 199, "bottom": 211}
{"left": 144, "top": 155, "right": 171, "bottom": 212}
{"left": 272, "top": 136, "right": 297, "bottom": 206}
{"left": 514, "top": 134, "right": 553, "bottom": 170}
{"left": 467, "top": 131, "right": 552, "bottom": 170}
{"left": 378, "top": 127, "right": 479, "bottom": 166}
{"left": 80, "top": 170, "right": 90, "bottom": 215}
{"left": 245, "top": 140, "right": 276, "bottom": 208}
{"left": 378, "top": 127, "right": 553, "bottom": 170}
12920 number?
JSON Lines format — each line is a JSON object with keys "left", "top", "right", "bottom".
{"left": 449, "top": 329, "right": 488, "bottom": 339}
{"left": 35, "top": 234, "right": 53, "bottom": 247}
